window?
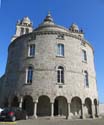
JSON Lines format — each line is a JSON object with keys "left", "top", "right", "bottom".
{"left": 82, "top": 49, "right": 87, "bottom": 62}
{"left": 84, "top": 71, "right": 89, "bottom": 87}
{"left": 28, "top": 44, "right": 35, "bottom": 57}
{"left": 26, "top": 28, "right": 29, "bottom": 34}
{"left": 26, "top": 66, "right": 33, "bottom": 84}
{"left": 57, "top": 44, "right": 64, "bottom": 57}
{"left": 20, "top": 28, "right": 24, "bottom": 35}
{"left": 57, "top": 66, "right": 64, "bottom": 84}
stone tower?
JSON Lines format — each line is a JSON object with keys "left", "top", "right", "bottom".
{"left": 0, "top": 12, "right": 99, "bottom": 119}
{"left": 11, "top": 17, "right": 33, "bottom": 42}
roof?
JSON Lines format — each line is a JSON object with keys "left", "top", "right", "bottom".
{"left": 34, "top": 12, "right": 69, "bottom": 33}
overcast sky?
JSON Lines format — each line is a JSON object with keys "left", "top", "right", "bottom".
{"left": 0, "top": 0, "right": 104, "bottom": 103}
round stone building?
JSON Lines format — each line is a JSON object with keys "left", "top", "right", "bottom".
{"left": 0, "top": 12, "right": 99, "bottom": 119}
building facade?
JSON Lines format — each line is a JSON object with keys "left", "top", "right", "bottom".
{"left": 0, "top": 12, "right": 99, "bottom": 119}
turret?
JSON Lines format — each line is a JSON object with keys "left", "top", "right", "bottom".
{"left": 11, "top": 17, "right": 33, "bottom": 42}
{"left": 38, "top": 11, "right": 55, "bottom": 27}
{"left": 69, "top": 23, "right": 84, "bottom": 38}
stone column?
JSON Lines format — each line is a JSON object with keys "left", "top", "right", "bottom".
{"left": 33, "top": 102, "right": 37, "bottom": 118}
{"left": 66, "top": 103, "right": 71, "bottom": 119}
{"left": 50, "top": 102, "right": 54, "bottom": 119}
{"left": 81, "top": 104, "right": 85, "bottom": 119}
{"left": 19, "top": 97, "right": 23, "bottom": 108}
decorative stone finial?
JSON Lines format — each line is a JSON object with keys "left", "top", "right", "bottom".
{"left": 48, "top": 11, "right": 51, "bottom": 16}
{"left": 44, "top": 11, "right": 54, "bottom": 22}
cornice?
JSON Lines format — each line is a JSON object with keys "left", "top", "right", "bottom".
{"left": 33, "top": 31, "right": 94, "bottom": 52}
{"left": 9, "top": 30, "right": 94, "bottom": 52}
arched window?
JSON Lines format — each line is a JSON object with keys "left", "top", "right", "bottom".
{"left": 84, "top": 71, "right": 89, "bottom": 87}
{"left": 26, "top": 28, "right": 29, "bottom": 34}
{"left": 26, "top": 66, "right": 33, "bottom": 84}
{"left": 20, "top": 28, "right": 24, "bottom": 35}
{"left": 82, "top": 49, "right": 87, "bottom": 62}
{"left": 57, "top": 66, "right": 64, "bottom": 84}
{"left": 28, "top": 44, "right": 35, "bottom": 57}
{"left": 57, "top": 44, "right": 64, "bottom": 57}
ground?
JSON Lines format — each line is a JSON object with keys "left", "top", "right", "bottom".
{"left": 1, "top": 118, "right": 104, "bottom": 125}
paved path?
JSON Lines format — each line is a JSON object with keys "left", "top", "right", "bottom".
{"left": 1, "top": 118, "right": 104, "bottom": 125}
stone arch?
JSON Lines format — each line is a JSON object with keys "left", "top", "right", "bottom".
{"left": 85, "top": 98, "right": 92, "bottom": 118}
{"left": 25, "top": 64, "right": 34, "bottom": 70}
{"left": 11, "top": 96, "right": 19, "bottom": 107}
{"left": 22, "top": 95, "right": 34, "bottom": 116}
{"left": 37, "top": 95, "right": 51, "bottom": 116}
{"left": 55, "top": 64, "right": 66, "bottom": 71}
{"left": 94, "top": 99, "right": 98, "bottom": 117}
{"left": 54, "top": 96, "right": 68, "bottom": 116}
{"left": 70, "top": 96, "right": 82, "bottom": 119}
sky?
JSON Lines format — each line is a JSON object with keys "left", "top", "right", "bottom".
{"left": 0, "top": 0, "right": 104, "bottom": 103}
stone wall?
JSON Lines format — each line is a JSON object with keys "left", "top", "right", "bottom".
{"left": 3, "top": 32, "right": 98, "bottom": 105}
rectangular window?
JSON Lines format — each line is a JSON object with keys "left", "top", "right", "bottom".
{"left": 28, "top": 44, "right": 35, "bottom": 57}
{"left": 57, "top": 66, "right": 64, "bottom": 84}
{"left": 84, "top": 71, "right": 89, "bottom": 87}
{"left": 61, "top": 70, "right": 64, "bottom": 83}
{"left": 20, "top": 28, "right": 24, "bottom": 35}
{"left": 27, "top": 70, "right": 33, "bottom": 83}
{"left": 57, "top": 44, "right": 64, "bottom": 57}
{"left": 57, "top": 70, "right": 60, "bottom": 83}
{"left": 26, "top": 67, "right": 33, "bottom": 84}
{"left": 82, "top": 49, "right": 87, "bottom": 62}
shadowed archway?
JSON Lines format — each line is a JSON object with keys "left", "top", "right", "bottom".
{"left": 54, "top": 96, "right": 68, "bottom": 116}
{"left": 70, "top": 97, "right": 82, "bottom": 118}
{"left": 11, "top": 96, "right": 19, "bottom": 107}
{"left": 22, "top": 95, "right": 34, "bottom": 116}
{"left": 37, "top": 95, "right": 51, "bottom": 116}
{"left": 85, "top": 98, "right": 92, "bottom": 118}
